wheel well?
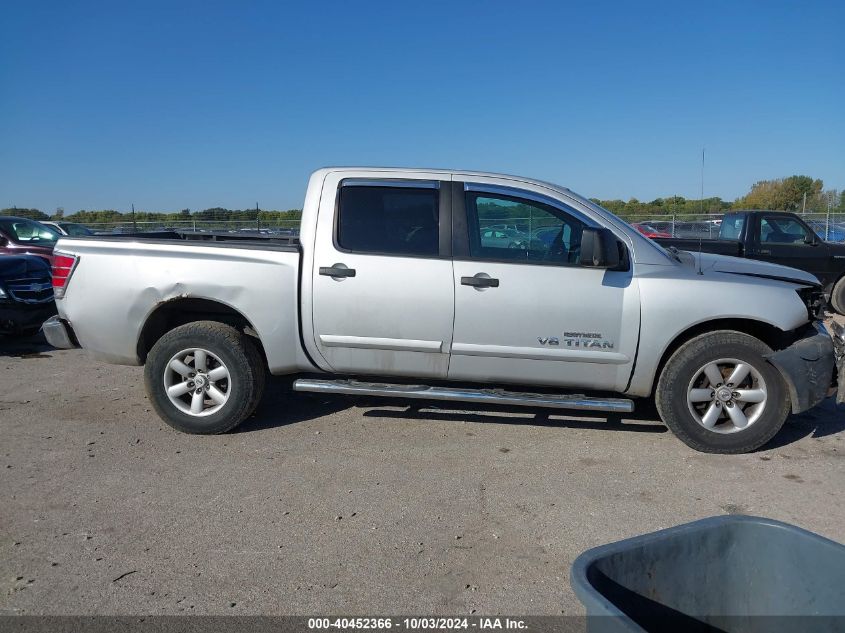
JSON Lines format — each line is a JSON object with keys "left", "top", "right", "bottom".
{"left": 652, "top": 318, "right": 791, "bottom": 393}
{"left": 137, "top": 298, "right": 266, "bottom": 363}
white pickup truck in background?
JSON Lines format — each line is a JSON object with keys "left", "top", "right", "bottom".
{"left": 44, "top": 168, "right": 843, "bottom": 453}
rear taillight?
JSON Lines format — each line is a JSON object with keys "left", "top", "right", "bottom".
{"left": 52, "top": 253, "right": 79, "bottom": 299}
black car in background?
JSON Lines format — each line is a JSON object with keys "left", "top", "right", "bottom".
{"left": 0, "top": 255, "right": 56, "bottom": 337}
{"left": 656, "top": 210, "right": 845, "bottom": 314}
{"left": 40, "top": 221, "right": 95, "bottom": 237}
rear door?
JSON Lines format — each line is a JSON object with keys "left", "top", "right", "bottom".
{"left": 448, "top": 182, "right": 640, "bottom": 392}
{"left": 311, "top": 175, "right": 455, "bottom": 378}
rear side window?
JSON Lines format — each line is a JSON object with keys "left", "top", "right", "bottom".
{"left": 337, "top": 185, "right": 439, "bottom": 256}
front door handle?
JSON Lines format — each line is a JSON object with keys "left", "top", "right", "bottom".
{"left": 461, "top": 274, "right": 499, "bottom": 288}
{"left": 320, "top": 264, "right": 356, "bottom": 278}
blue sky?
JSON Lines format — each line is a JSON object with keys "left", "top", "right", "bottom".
{"left": 1, "top": 0, "right": 843, "bottom": 213}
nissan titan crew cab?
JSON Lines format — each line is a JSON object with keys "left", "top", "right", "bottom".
{"left": 43, "top": 168, "right": 844, "bottom": 454}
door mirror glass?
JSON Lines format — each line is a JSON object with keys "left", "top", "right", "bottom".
{"left": 579, "top": 227, "right": 623, "bottom": 269}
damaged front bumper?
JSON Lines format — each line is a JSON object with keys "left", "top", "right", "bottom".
{"left": 765, "top": 322, "right": 840, "bottom": 414}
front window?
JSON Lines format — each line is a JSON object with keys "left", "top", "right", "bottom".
{"left": 0, "top": 219, "right": 59, "bottom": 244}
{"left": 760, "top": 216, "right": 811, "bottom": 244}
{"left": 466, "top": 192, "right": 585, "bottom": 265}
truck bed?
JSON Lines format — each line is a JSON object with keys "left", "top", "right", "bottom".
{"left": 54, "top": 235, "right": 304, "bottom": 373}
{"left": 86, "top": 229, "right": 301, "bottom": 248}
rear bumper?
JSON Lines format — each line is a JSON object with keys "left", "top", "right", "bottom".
{"left": 765, "top": 322, "right": 837, "bottom": 413}
{"left": 42, "top": 315, "right": 79, "bottom": 349}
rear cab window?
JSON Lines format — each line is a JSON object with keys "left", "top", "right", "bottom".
{"left": 719, "top": 213, "right": 745, "bottom": 240}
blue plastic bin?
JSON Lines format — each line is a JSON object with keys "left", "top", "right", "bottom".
{"left": 571, "top": 515, "right": 845, "bottom": 633}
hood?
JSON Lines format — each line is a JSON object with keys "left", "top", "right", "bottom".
{"left": 678, "top": 251, "right": 820, "bottom": 287}
{"left": 0, "top": 254, "right": 51, "bottom": 279}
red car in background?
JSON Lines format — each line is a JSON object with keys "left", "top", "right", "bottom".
{"left": 632, "top": 222, "right": 672, "bottom": 239}
{"left": 0, "top": 217, "right": 60, "bottom": 264}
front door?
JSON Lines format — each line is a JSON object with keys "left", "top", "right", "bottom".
{"left": 448, "top": 184, "right": 640, "bottom": 392}
{"left": 755, "top": 214, "right": 831, "bottom": 281}
{"left": 311, "top": 178, "right": 455, "bottom": 378}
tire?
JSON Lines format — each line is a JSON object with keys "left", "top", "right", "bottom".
{"left": 144, "top": 321, "right": 266, "bottom": 434}
{"left": 655, "top": 331, "right": 790, "bottom": 454}
{"left": 830, "top": 276, "right": 845, "bottom": 315}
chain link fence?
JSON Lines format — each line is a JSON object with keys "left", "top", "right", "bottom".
{"left": 67, "top": 212, "right": 845, "bottom": 243}
{"left": 78, "top": 218, "right": 301, "bottom": 235}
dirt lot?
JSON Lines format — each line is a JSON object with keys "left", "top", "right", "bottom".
{"left": 1, "top": 334, "right": 844, "bottom": 616}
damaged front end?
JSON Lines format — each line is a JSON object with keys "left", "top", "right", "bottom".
{"left": 831, "top": 320, "right": 845, "bottom": 405}
{"left": 765, "top": 322, "right": 839, "bottom": 414}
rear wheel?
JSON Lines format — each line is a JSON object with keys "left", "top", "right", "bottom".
{"left": 830, "top": 276, "right": 845, "bottom": 315}
{"left": 144, "top": 321, "right": 265, "bottom": 434}
{"left": 655, "top": 331, "right": 790, "bottom": 453}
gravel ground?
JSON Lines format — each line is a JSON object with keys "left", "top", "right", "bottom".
{"left": 1, "top": 333, "right": 843, "bottom": 616}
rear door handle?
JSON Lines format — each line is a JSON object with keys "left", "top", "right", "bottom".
{"left": 461, "top": 274, "right": 499, "bottom": 288}
{"left": 320, "top": 264, "right": 356, "bottom": 278}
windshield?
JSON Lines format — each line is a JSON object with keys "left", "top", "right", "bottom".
{"left": 0, "top": 218, "right": 60, "bottom": 244}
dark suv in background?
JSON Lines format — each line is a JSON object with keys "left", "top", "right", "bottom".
{"left": 0, "top": 255, "right": 56, "bottom": 337}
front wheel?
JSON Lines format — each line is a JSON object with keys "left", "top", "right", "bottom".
{"left": 655, "top": 331, "right": 790, "bottom": 453}
{"left": 144, "top": 321, "right": 266, "bottom": 434}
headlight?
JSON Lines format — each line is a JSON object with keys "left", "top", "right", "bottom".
{"left": 0, "top": 286, "right": 7, "bottom": 299}
{"left": 796, "top": 286, "right": 825, "bottom": 320}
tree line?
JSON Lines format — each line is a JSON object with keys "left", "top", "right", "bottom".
{"left": 594, "top": 176, "right": 841, "bottom": 219}
{"left": 4, "top": 175, "right": 843, "bottom": 224}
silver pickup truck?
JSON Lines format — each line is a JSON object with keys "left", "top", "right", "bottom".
{"left": 44, "top": 168, "right": 843, "bottom": 454}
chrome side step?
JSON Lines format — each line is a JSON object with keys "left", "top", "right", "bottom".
{"left": 293, "top": 378, "right": 634, "bottom": 413}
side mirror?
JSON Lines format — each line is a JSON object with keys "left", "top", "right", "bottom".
{"left": 579, "top": 227, "right": 623, "bottom": 269}
{"left": 0, "top": 236, "right": 7, "bottom": 247}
